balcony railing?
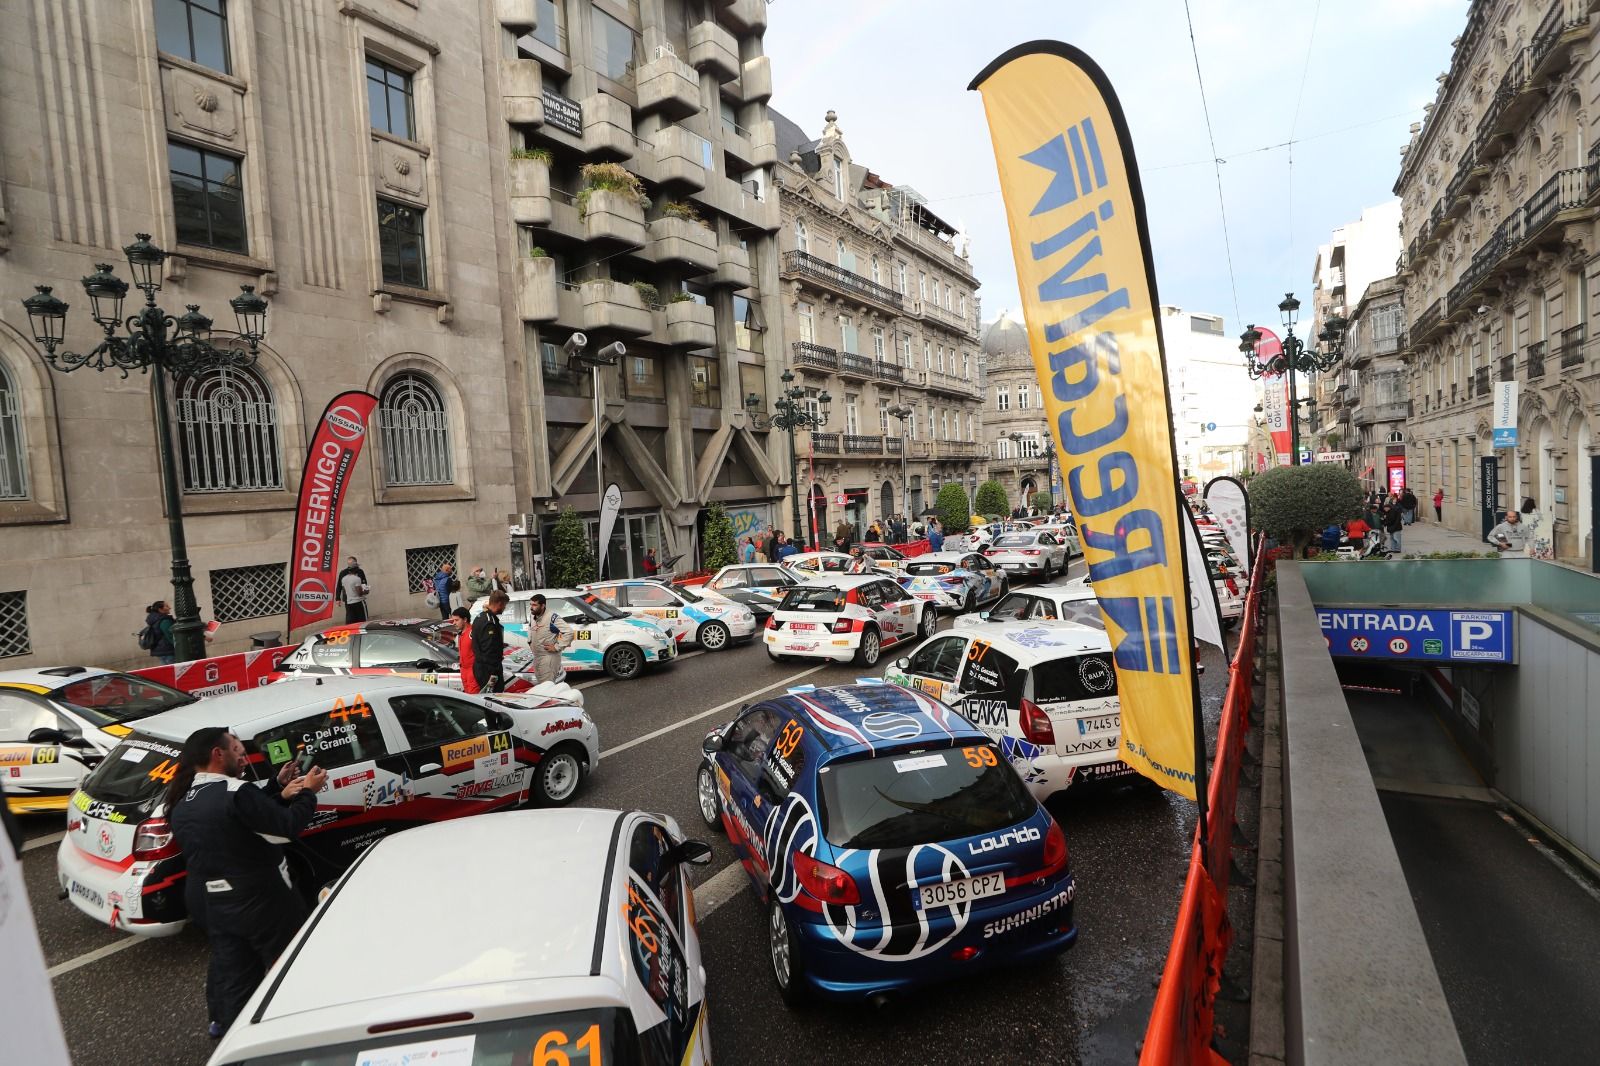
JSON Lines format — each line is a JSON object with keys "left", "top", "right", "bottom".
{"left": 1473, "top": 366, "right": 1490, "bottom": 396}
{"left": 1527, "top": 340, "right": 1546, "bottom": 380}
{"left": 1530, "top": 0, "right": 1587, "bottom": 77}
{"left": 809, "top": 432, "right": 841, "bottom": 454}
{"left": 1413, "top": 298, "right": 1444, "bottom": 340}
{"left": 918, "top": 370, "right": 978, "bottom": 397}
{"left": 843, "top": 434, "right": 884, "bottom": 455}
{"left": 1525, "top": 168, "right": 1588, "bottom": 239}
{"left": 1559, "top": 323, "right": 1587, "bottom": 367}
{"left": 791, "top": 340, "right": 838, "bottom": 372}
{"left": 782, "top": 250, "right": 903, "bottom": 309}
{"left": 917, "top": 299, "right": 976, "bottom": 336}
{"left": 886, "top": 436, "right": 903, "bottom": 455}
{"left": 1475, "top": 48, "right": 1529, "bottom": 156}
{"left": 838, "top": 351, "right": 877, "bottom": 378}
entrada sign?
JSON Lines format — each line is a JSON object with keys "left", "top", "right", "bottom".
{"left": 1316, "top": 607, "right": 1514, "bottom": 664}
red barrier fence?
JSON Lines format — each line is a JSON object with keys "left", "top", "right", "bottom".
{"left": 131, "top": 645, "right": 296, "bottom": 697}
{"left": 1139, "top": 541, "right": 1264, "bottom": 1065}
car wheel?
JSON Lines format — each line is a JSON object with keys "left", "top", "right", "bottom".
{"left": 696, "top": 761, "right": 725, "bottom": 832}
{"left": 769, "top": 896, "right": 808, "bottom": 1006}
{"left": 917, "top": 607, "right": 937, "bottom": 639}
{"left": 768, "top": 649, "right": 789, "bottom": 663}
{"left": 532, "top": 743, "right": 585, "bottom": 806}
{"left": 698, "top": 620, "right": 731, "bottom": 651}
{"left": 854, "top": 627, "right": 881, "bottom": 666}
{"left": 603, "top": 642, "right": 644, "bottom": 679}
{"left": 961, "top": 590, "right": 976, "bottom": 614}
{"left": 1223, "top": 616, "right": 1239, "bottom": 632}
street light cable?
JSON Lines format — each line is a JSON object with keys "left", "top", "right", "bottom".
{"left": 1180, "top": 0, "right": 1241, "bottom": 326}
{"left": 1286, "top": 0, "right": 1324, "bottom": 257}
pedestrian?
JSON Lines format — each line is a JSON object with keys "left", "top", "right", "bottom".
{"left": 448, "top": 607, "right": 478, "bottom": 693}
{"left": 165, "top": 726, "right": 325, "bottom": 1037}
{"left": 1432, "top": 487, "right": 1444, "bottom": 522}
{"left": 1520, "top": 496, "right": 1554, "bottom": 560}
{"left": 1381, "top": 501, "right": 1404, "bottom": 554}
{"left": 1488, "top": 509, "right": 1525, "bottom": 555}
{"left": 776, "top": 534, "right": 798, "bottom": 561}
{"left": 471, "top": 589, "right": 508, "bottom": 692}
{"left": 527, "top": 593, "right": 573, "bottom": 685}
{"left": 142, "top": 601, "right": 177, "bottom": 665}
{"left": 891, "top": 515, "right": 907, "bottom": 543}
{"left": 833, "top": 518, "right": 852, "bottom": 553}
{"left": 464, "top": 566, "right": 493, "bottom": 605}
{"left": 641, "top": 548, "right": 659, "bottom": 577}
{"left": 431, "top": 563, "right": 455, "bottom": 620}
{"left": 928, "top": 519, "right": 945, "bottom": 553}
{"left": 759, "top": 526, "right": 776, "bottom": 564}
{"left": 1400, "top": 487, "right": 1418, "bottom": 526}
{"left": 739, "top": 536, "right": 755, "bottom": 564}
{"left": 337, "top": 559, "right": 369, "bottom": 624}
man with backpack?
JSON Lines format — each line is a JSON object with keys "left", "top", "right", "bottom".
{"left": 141, "top": 602, "right": 177, "bottom": 665}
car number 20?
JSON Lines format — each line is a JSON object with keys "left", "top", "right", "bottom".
{"left": 915, "top": 870, "right": 1005, "bottom": 910}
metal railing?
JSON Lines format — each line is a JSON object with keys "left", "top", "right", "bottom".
{"left": 838, "top": 351, "right": 877, "bottom": 377}
{"left": 1413, "top": 298, "right": 1443, "bottom": 340}
{"left": 1524, "top": 168, "right": 1587, "bottom": 237}
{"left": 843, "top": 434, "right": 884, "bottom": 454}
{"left": 875, "top": 360, "right": 904, "bottom": 383}
{"left": 1527, "top": 340, "right": 1546, "bottom": 379}
{"left": 790, "top": 340, "right": 838, "bottom": 372}
{"left": 781, "top": 250, "right": 903, "bottom": 308}
{"left": 1559, "top": 323, "right": 1587, "bottom": 367}
{"left": 809, "top": 432, "right": 841, "bottom": 454}
{"left": 1475, "top": 47, "right": 1528, "bottom": 155}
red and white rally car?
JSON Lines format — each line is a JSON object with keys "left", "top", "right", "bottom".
{"left": 763, "top": 575, "right": 939, "bottom": 667}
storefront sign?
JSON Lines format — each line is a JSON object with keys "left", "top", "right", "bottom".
{"left": 1492, "top": 381, "right": 1518, "bottom": 448}
{"left": 1316, "top": 607, "right": 1515, "bottom": 664}
{"left": 1386, "top": 453, "right": 1406, "bottom": 494}
{"left": 543, "top": 88, "right": 582, "bottom": 137}
{"left": 1314, "top": 451, "right": 1349, "bottom": 462}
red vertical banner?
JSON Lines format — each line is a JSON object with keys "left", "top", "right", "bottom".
{"left": 1252, "top": 327, "right": 1291, "bottom": 465}
{"left": 288, "top": 391, "right": 379, "bottom": 633}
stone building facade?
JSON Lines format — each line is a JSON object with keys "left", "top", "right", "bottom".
{"left": 1396, "top": 0, "right": 1597, "bottom": 561}
{"left": 771, "top": 110, "right": 984, "bottom": 542}
{"left": 980, "top": 310, "right": 1053, "bottom": 510}
{"left": 0, "top": 0, "right": 789, "bottom": 666}
{"left": 1340, "top": 277, "right": 1410, "bottom": 495}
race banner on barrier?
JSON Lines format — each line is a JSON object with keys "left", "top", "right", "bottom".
{"left": 132, "top": 645, "right": 296, "bottom": 696}
{"left": 288, "top": 391, "right": 379, "bottom": 633}
{"left": 971, "top": 43, "right": 1203, "bottom": 799}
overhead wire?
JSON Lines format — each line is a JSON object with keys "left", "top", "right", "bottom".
{"left": 1180, "top": 0, "right": 1241, "bottom": 325}
{"left": 1286, "top": 0, "right": 1324, "bottom": 257}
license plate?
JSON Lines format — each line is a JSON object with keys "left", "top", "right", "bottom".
{"left": 1077, "top": 714, "right": 1119, "bottom": 735}
{"left": 914, "top": 870, "right": 1006, "bottom": 910}
{"left": 791, "top": 622, "right": 817, "bottom": 631}
{"left": 1003, "top": 563, "right": 1025, "bottom": 570}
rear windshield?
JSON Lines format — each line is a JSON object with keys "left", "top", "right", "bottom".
{"left": 780, "top": 587, "right": 845, "bottom": 612}
{"left": 1031, "top": 652, "right": 1119, "bottom": 704}
{"left": 993, "top": 534, "right": 1035, "bottom": 548}
{"left": 818, "top": 745, "right": 1036, "bottom": 849}
{"left": 79, "top": 734, "right": 185, "bottom": 805}
{"left": 52, "top": 674, "right": 195, "bottom": 726}
{"left": 906, "top": 561, "right": 957, "bottom": 576}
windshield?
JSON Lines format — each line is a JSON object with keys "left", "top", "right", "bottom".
{"left": 907, "top": 561, "right": 957, "bottom": 576}
{"left": 1031, "top": 652, "right": 1119, "bottom": 704}
{"left": 576, "top": 592, "right": 628, "bottom": 620}
{"left": 52, "top": 674, "right": 195, "bottom": 726}
{"left": 80, "top": 734, "right": 185, "bottom": 806}
{"left": 818, "top": 745, "right": 1036, "bottom": 850}
{"left": 992, "top": 534, "right": 1035, "bottom": 548}
{"left": 235, "top": 1008, "right": 640, "bottom": 1066}
{"left": 780, "top": 586, "right": 846, "bottom": 612}
{"left": 676, "top": 584, "right": 704, "bottom": 603}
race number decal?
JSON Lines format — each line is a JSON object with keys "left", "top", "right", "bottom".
{"left": 576, "top": 630, "right": 593, "bottom": 641}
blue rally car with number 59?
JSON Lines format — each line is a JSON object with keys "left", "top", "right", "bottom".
{"left": 694, "top": 682, "right": 1076, "bottom": 1004}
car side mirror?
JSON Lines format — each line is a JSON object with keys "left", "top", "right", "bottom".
{"left": 978, "top": 612, "right": 989, "bottom": 621}
{"left": 27, "top": 727, "right": 69, "bottom": 745}
{"left": 667, "top": 839, "right": 714, "bottom": 868}
{"left": 701, "top": 732, "right": 724, "bottom": 754}
{"left": 895, "top": 657, "right": 910, "bottom": 669}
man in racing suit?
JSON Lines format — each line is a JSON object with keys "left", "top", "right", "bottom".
{"left": 527, "top": 593, "right": 573, "bottom": 685}
{"left": 166, "top": 727, "right": 325, "bottom": 1036}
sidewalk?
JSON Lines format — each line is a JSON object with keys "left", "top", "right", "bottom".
{"left": 1390, "top": 517, "right": 1489, "bottom": 556}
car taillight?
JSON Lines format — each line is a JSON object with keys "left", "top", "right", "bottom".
{"left": 766, "top": 616, "right": 783, "bottom": 630}
{"left": 831, "top": 617, "right": 856, "bottom": 634}
{"left": 1020, "top": 699, "right": 1055, "bottom": 746}
{"left": 133, "top": 818, "right": 179, "bottom": 861}
{"left": 793, "top": 850, "right": 861, "bottom": 905}
{"left": 1225, "top": 577, "right": 1239, "bottom": 595}
{"left": 1022, "top": 549, "right": 1041, "bottom": 556}
{"left": 1041, "top": 820, "right": 1068, "bottom": 874}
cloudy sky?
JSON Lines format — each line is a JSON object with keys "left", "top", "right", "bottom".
{"left": 765, "top": 0, "right": 1464, "bottom": 336}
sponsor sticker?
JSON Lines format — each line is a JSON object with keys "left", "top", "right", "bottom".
{"left": 893, "top": 753, "right": 947, "bottom": 774}
{"left": 439, "top": 735, "right": 491, "bottom": 773}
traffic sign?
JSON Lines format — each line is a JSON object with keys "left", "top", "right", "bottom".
{"left": 1316, "top": 608, "right": 1515, "bottom": 663}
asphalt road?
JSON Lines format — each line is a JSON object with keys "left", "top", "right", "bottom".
{"left": 19, "top": 557, "right": 1228, "bottom": 1066}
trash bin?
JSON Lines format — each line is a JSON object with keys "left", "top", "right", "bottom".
{"left": 250, "top": 631, "right": 282, "bottom": 648}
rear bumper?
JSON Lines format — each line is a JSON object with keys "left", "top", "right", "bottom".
{"left": 763, "top": 629, "right": 858, "bottom": 662}
{"left": 56, "top": 839, "right": 188, "bottom": 937}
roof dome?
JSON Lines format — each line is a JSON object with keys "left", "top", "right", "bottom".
{"left": 982, "top": 309, "right": 1030, "bottom": 360}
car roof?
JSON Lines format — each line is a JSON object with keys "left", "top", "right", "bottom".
{"left": 955, "top": 619, "right": 1112, "bottom": 658}
{"left": 252, "top": 809, "right": 625, "bottom": 1023}
{"left": 310, "top": 619, "right": 441, "bottom": 640}
{"left": 768, "top": 683, "right": 985, "bottom": 757}
{"left": 583, "top": 578, "right": 669, "bottom": 589}
{"left": 0, "top": 666, "right": 118, "bottom": 692}
{"left": 787, "top": 551, "right": 850, "bottom": 561}
{"left": 910, "top": 551, "right": 979, "bottom": 563}
{"left": 125, "top": 675, "right": 418, "bottom": 741}
{"left": 1010, "top": 585, "right": 1098, "bottom": 605}
{"left": 794, "top": 573, "right": 888, "bottom": 590}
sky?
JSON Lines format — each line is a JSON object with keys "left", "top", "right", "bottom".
{"left": 763, "top": 0, "right": 1465, "bottom": 339}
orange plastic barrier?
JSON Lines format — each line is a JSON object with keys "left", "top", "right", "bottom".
{"left": 1139, "top": 540, "right": 1264, "bottom": 1065}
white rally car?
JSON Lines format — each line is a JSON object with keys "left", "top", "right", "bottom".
{"left": 984, "top": 529, "right": 1072, "bottom": 580}
{"left": 57, "top": 676, "right": 596, "bottom": 937}
{"left": 211, "top": 808, "right": 714, "bottom": 1066}
{"left": 885, "top": 620, "right": 1137, "bottom": 799}
{"left": 582, "top": 579, "right": 757, "bottom": 651}
{"left": 955, "top": 584, "right": 1100, "bottom": 631}
{"left": 898, "top": 551, "right": 1009, "bottom": 613}
{"left": 488, "top": 588, "right": 678, "bottom": 680}
{"left": 764, "top": 574, "right": 938, "bottom": 666}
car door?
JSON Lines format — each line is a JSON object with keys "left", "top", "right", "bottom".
{"left": 716, "top": 707, "right": 780, "bottom": 882}
{"left": 0, "top": 689, "right": 86, "bottom": 805}
{"left": 386, "top": 690, "right": 521, "bottom": 808}
{"left": 953, "top": 639, "right": 1025, "bottom": 738}
{"left": 890, "top": 635, "right": 967, "bottom": 703}
{"left": 623, "top": 583, "right": 690, "bottom": 641}
{"left": 622, "top": 815, "right": 703, "bottom": 1066}
{"left": 874, "top": 579, "right": 919, "bottom": 642}
{"left": 1038, "top": 532, "right": 1063, "bottom": 568}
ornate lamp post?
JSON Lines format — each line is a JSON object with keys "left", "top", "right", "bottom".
{"left": 1239, "top": 292, "right": 1344, "bottom": 464}
{"left": 748, "top": 370, "right": 830, "bottom": 547}
{"left": 20, "top": 233, "right": 269, "bottom": 662}
{"left": 886, "top": 402, "right": 913, "bottom": 525}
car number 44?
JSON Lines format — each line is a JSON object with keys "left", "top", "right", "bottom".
{"left": 914, "top": 870, "right": 1006, "bottom": 910}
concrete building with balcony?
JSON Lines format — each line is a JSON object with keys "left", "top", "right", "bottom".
{"left": 1342, "top": 277, "right": 1411, "bottom": 494}
{"left": 980, "top": 310, "right": 1053, "bottom": 510}
{"left": 771, "top": 109, "right": 984, "bottom": 542}
{"left": 1396, "top": 0, "right": 1597, "bottom": 561}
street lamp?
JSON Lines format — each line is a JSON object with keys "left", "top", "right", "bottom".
{"left": 750, "top": 371, "right": 830, "bottom": 548}
{"left": 19, "top": 234, "right": 269, "bottom": 662}
{"left": 566, "top": 334, "right": 634, "bottom": 576}
{"left": 1239, "top": 292, "right": 1344, "bottom": 464}
{"left": 886, "top": 402, "right": 913, "bottom": 526}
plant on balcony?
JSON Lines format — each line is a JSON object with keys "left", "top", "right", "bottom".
{"left": 528, "top": 246, "right": 549, "bottom": 258}
{"left": 547, "top": 507, "right": 597, "bottom": 588}
{"left": 702, "top": 501, "right": 738, "bottom": 571}
{"left": 510, "top": 147, "right": 552, "bottom": 163}
{"left": 661, "top": 200, "right": 709, "bottom": 226}
{"left": 934, "top": 483, "right": 971, "bottom": 534}
{"left": 577, "top": 162, "right": 647, "bottom": 218}
{"left": 630, "top": 281, "right": 661, "bottom": 306}
{"left": 974, "top": 480, "right": 1009, "bottom": 517}
{"left": 1249, "top": 463, "right": 1363, "bottom": 558}
{"left": 667, "top": 291, "right": 695, "bottom": 303}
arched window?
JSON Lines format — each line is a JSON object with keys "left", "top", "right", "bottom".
{"left": 794, "top": 218, "right": 808, "bottom": 253}
{"left": 379, "top": 372, "right": 453, "bottom": 486}
{"left": 176, "top": 366, "right": 283, "bottom": 492}
{"left": 0, "top": 360, "right": 26, "bottom": 500}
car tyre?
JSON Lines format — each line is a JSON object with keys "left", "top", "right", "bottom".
{"left": 769, "top": 896, "right": 809, "bottom": 1007}
{"left": 961, "top": 590, "right": 976, "bottom": 614}
{"left": 1222, "top": 616, "right": 1239, "bottom": 632}
{"left": 603, "top": 642, "right": 644, "bottom": 679}
{"left": 854, "top": 626, "right": 882, "bottom": 666}
{"left": 917, "top": 607, "right": 937, "bottom": 639}
{"left": 699, "top": 620, "right": 731, "bottom": 651}
{"left": 768, "top": 649, "right": 789, "bottom": 663}
{"left": 532, "top": 743, "right": 585, "bottom": 806}
{"left": 696, "top": 760, "right": 725, "bottom": 833}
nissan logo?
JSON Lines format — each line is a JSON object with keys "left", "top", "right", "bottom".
{"left": 293, "top": 577, "right": 333, "bottom": 609}
{"left": 325, "top": 405, "right": 366, "bottom": 441}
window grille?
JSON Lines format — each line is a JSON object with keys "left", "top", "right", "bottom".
{"left": 177, "top": 366, "right": 283, "bottom": 492}
{"left": 208, "top": 563, "right": 287, "bottom": 623}
{"left": 379, "top": 373, "right": 453, "bottom": 486}
{"left": 0, "top": 591, "right": 29, "bottom": 658}
{"left": 0, "top": 362, "right": 26, "bottom": 500}
{"left": 405, "top": 544, "right": 458, "bottom": 594}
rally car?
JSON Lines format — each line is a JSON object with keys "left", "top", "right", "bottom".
{"left": 0, "top": 667, "right": 196, "bottom": 815}
{"left": 211, "top": 808, "right": 714, "bottom": 1066}
{"left": 764, "top": 575, "right": 938, "bottom": 666}
{"left": 856, "top": 543, "right": 911, "bottom": 572}
{"left": 984, "top": 529, "right": 1072, "bottom": 580}
{"left": 582, "top": 579, "right": 757, "bottom": 651}
{"left": 694, "top": 683, "right": 1076, "bottom": 1003}
{"left": 56, "top": 675, "right": 597, "bottom": 936}
{"left": 886, "top": 620, "right": 1136, "bottom": 798}
{"left": 266, "top": 618, "right": 557, "bottom": 691}
{"left": 701, "top": 564, "right": 802, "bottom": 623}
{"left": 898, "top": 551, "right": 1009, "bottom": 613}
{"left": 782, "top": 551, "right": 864, "bottom": 576}
{"left": 955, "top": 584, "right": 1100, "bottom": 631}
{"left": 487, "top": 589, "right": 678, "bottom": 680}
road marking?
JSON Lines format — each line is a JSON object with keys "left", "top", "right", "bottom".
{"left": 48, "top": 936, "right": 146, "bottom": 980}
{"left": 575, "top": 651, "right": 705, "bottom": 691}
{"left": 692, "top": 862, "right": 750, "bottom": 919}
{"left": 23, "top": 831, "right": 64, "bottom": 853}
{"left": 599, "top": 664, "right": 828, "bottom": 759}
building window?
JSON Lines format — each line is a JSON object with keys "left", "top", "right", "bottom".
{"left": 960, "top": 293, "right": 968, "bottom": 320}
{"left": 176, "top": 366, "right": 283, "bottom": 493}
{"left": 378, "top": 372, "right": 453, "bottom": 486}
{"left": 734, "top": 295, "right": 764, "bottom": 353}
{"left": 871, "top": 327, "right": 886, "bottom": 361}
{"left": 533, "top": 0, "right": 564, "bottom": 51}
{"left": 845, "top": 394, "right": 859, "bottom": 435}
{"left": 996, "top": 385, "right": 1010, "bottom": 412}
{"left": 155, "top": 0, "right": 230, "bottom": 74}
{"left": 897, "top": 261, "right": 908, "bottom": 294}
{"left": 832, "top": 157, "right": 844, "bottom": 199}
{"left": 997, "top": 438, "right": 1011, "bottom": 460}
{"left": 919, "top": 272, "right": 927, "bottom": 300}
{"left": 794, "top": 218, "right": 808, "bottom": 253}
{"left": 836, "top": 239, "right": 854, "bottom": 273}
{"left": 900, "top": 334, "right": 913, "bottom": 366}
{"left": 377, "top": 198, "right": 427, "bottom": 288}
{"left": 839, "top": 314, "right": 858, "bottom": 354}
{"left": 932, "top": 278, "right": 941, "bottom": 307}
{"left": 405, "top": 544, "right": 458, "bottom": 595}
{"left": 366, "top": 59, "right": 416, "bottom": 140}
{"left": 871, "top": 256, "right": 882, "bottom": 285}
{"left": 1017, "top": 383, "right": 1030, "bottom": 409}
{"left": 209, "top": 562, "right": 288, "bottom": 623}
{"left": 0, "top": 590, "right": 30, "bottom": 659}
{"left": 796, "top": 301, "right": 815, "bottom": 344}
{"left": 625, "top": 354, "right": 666, "bottom": 401}
{"left": 923, "top": 340, "right": 931, "bottom": 368}
{"left": 0, "top": 362, "right": 26, "bottom": 501}
{"left": 592, "top": 6, "right": 639, "bottom": 86}
{"left": 169, "top": 142, "right": 246, "bottom": 253}
{"left": 690, "top": 356, "right": 720, "bottom": 408}
{"left": 908, "top": 409, "right": 918, "bottom": 440}
{"left": 967, "top": 413, "right": 975, "bottom": 441}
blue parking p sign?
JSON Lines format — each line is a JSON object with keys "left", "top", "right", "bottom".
{"left": 1316, "top": 608, "right": 1514, "bottom": 664}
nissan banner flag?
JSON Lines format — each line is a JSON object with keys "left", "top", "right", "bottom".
{"left": 1253, "top": 327, "right": 1291, "bottom": 465}
{"left": 288, "top": 391, "right": 379, "bottom": 632}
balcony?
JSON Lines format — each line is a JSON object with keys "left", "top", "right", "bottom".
{"left": 916, "top": 299, "right": 977, "bottom": 338}
{"left": 1412, "top": 298, "right": 1444, "bottom": 343}
{"left": 723, "top": 0, "right": 769, "bottom": 33}
{"left": 508, "top": 154, "right": 551, "bottom": 225}
{"left": 781, "top": 250, "right": 903, "bottom": 312}
{"left": 710, "top": 244, "right": 752, "bottom": 289}
{"left": 649, "top": 216, "right": 718, "bottom": 273}
{"left": 1523, "top": 168, "right": 1590, "bottom": 245}
{"left": 918, "top": 370, "right": 979, "bottom": 397}
{"left": 1559, "top": 324, "right": 1587, "bottom": 368}
{"left": 516, "top": 257, "right": 558, "bottom": 322}
{"left": 656, "top": 300, "right": 715, "bottom": 350}
{"left": 502, "top": 58, "right": 544, "bottom": 125}
{"left": 809, "top": 432, "right": 841, "bottom": 455}
{"left": 906, "top": 440, "right": 933, "bottom": 460}
{"left": 844, "top": 434, "right": 885, "bottom": 455}
{"left": 688, "top": 21, "right": 739, "bottom": 81}
{"left": 875, "top": 360, "right": 904, "bottom": 384}
{"left": 635, "top": 53, "right": 700, "bottom": 120}
{"left": 582, "top": 189, "right": 647, "bottom": 248}
{"left": 1444, "top": 145, "right": 1477, "bottom": 217}
{"left": 495, "top": 0, "right": 536, "bottom": 30}
{"left": 1475, "top": 48, "right": 1536, "bottom": 160}
{"left": 1527, "top": 340, "right": 1546, "bottom": 380}
{"left": 1473, "top": 366, "right": 1490, "bottom": 396}
{"left": 739, "top": 55, "right": 773, "bottom": 102}
{"left": 1530, "top": 0, "right": 1588, "bottom": 84}
{"left": 653, "top": 126, "right": 709, "bottom": 191}
{"left": 937, "top": 441, "right": 985, "bottom": 460}
{"left": 579, "top": 280, "right": 653, "bottom": 336}
{"left": 581, "top": 92, "right": 634, "bottom": 159}
{"left": 838, "top": 351, "right": 877, "bottom": 379}
{"left": 791, "top": 340, "right": 838, "bottom": 373}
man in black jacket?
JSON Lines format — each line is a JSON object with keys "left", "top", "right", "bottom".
{"left": 472, "top": 589, "right": 509, "bottom": 692}
{"left": 167, "top": 727, "right": 326, "bottom": 1036}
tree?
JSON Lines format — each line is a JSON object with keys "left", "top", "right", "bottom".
{"left": 1250, "top": 463, "right": 1364, "bottom": 557}
{"left": 974, "top": 479, "right": 1009, "bottom": 517}
{"left": 1030, "top": 490, "right": 1054, "bottom": 514}
{"left": 702, "top": 501, "right": 737, "bottom": 572}
{"left": 546, "top": 507, "right": 597, "bottom": 588}
{"left": 935, "top": 483, "right": 972, "bottom": 534}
